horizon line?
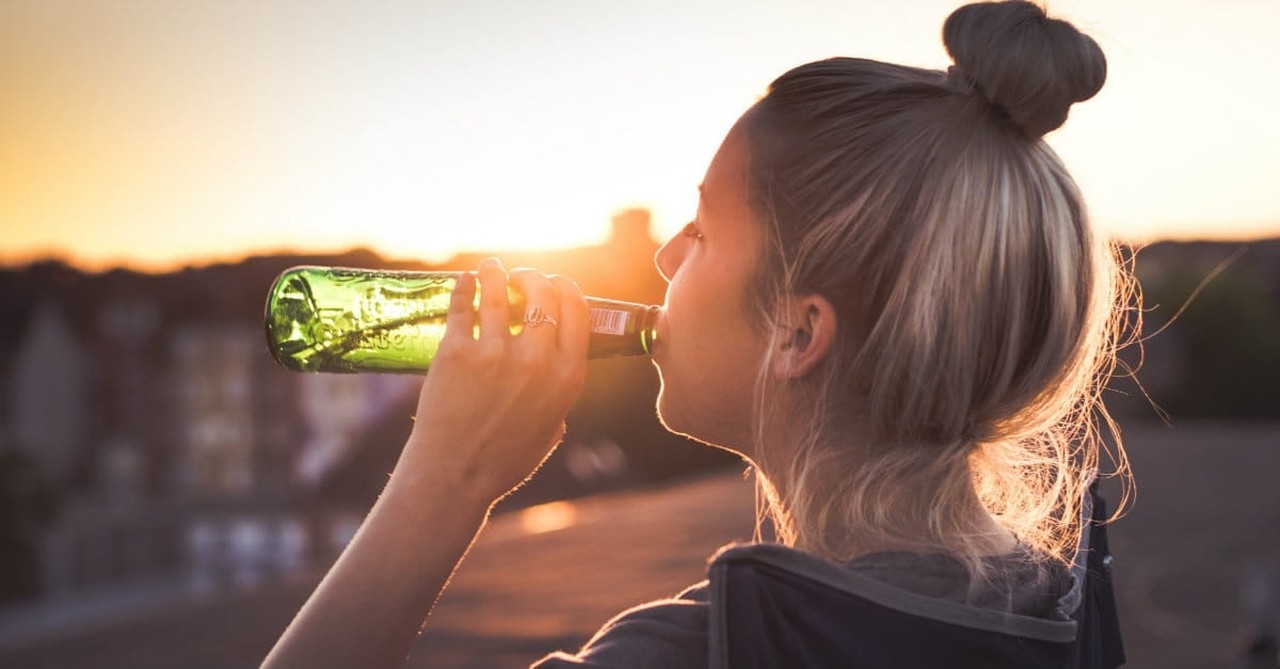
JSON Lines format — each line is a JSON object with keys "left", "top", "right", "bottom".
{"left": 4, "top": 229, "right": 1280, "bottom": 276}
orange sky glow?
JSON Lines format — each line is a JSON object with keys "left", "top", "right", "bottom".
{"left": 2, "top": 0, "right": 1279, "bottom": 272}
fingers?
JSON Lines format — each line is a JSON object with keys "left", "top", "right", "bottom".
{"left": 550, "top": 276, "right": 589, "bottom": 396}
{"left": 451, "top": 260, "right": 587, "bottom": 368}
{"left": 476, "top": 258, "right": 509, "bottom": 345}
{"left": 552, "top": 275, "right": 588, "bottom": 358}
{"left": 510, "top": 269, "right": 558, "bottom": 345}
{"left": 442, "top": 272, "right": 477, "bottom": 343}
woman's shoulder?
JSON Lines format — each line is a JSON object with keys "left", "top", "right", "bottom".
{"left": 535, "top": 542, "right": 1080, "bottom": 668}
{"left": 531, "top": 582, "right": 710, "bottom": 669}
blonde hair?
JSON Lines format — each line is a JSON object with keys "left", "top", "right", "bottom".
{"left": 742, "top": 1, "right": 1134, "bottom": 577}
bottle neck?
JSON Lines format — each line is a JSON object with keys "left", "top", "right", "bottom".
{"left": 637, "top": 305, "right": 660, "bottom": 355}
{"left": 582, "top": 298, "right": 661, "bottom": 359}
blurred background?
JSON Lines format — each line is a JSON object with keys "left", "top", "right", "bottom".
{"left": 2, "top": 1, "right": 1278, "bottom": 667}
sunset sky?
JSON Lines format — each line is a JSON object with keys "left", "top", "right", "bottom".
{"left": 2, "top": 0, "right": 1278, "bottom": 272}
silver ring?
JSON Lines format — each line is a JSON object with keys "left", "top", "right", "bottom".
{"left": 523, "top": 306, "right": 559, "bottom": 329}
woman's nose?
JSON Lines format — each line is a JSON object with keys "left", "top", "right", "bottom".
{"left": 654, "top": 235, "right": 683, "bottom": 282}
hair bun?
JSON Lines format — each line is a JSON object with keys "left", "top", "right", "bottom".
{"left": 942, "top": 1, "right": 1106, "bottom": 138}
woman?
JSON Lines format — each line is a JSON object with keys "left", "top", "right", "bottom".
{"left": 263, "top": 1, "right": 1131, "bottom": 667}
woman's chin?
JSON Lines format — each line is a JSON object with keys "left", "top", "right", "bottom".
{"left": 655, "top": 390, "right": 704, "bottom": 443}
{"left": 653, "top": 388, "right": 683, "bottom": 435}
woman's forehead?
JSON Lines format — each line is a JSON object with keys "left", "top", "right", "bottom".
{"left": 701, "top": 123, "right": 752, "bottom": 215}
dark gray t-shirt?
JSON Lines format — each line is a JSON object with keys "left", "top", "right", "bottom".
{"left": 533, "top": 545, "right": 1072, "bottom": 668}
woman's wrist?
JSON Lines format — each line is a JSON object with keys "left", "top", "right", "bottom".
{"left": 383, "top": 457, "right": 496, "bottom": 526}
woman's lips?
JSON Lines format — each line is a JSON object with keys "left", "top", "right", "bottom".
{"left": 649, "top": 317, "right": 668, "bottom": 359}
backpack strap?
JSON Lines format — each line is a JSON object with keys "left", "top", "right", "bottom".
{"left": 1072, "top": 482, "right": 1127, "bottom": 668}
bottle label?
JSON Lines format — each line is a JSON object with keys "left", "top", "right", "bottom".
{"left": 589, "top": 308, "right": 629, "bottom": 336}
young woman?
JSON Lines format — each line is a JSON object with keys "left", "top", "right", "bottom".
{"left": 263, "top": 2, "right": 1131, "bottom": 667}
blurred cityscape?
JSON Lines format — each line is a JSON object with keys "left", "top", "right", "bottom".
{"left": 1, "top": 213, "right": 1278, "bottom": 667}
{"left": 0, "top": 210, "right": 729, "bottom": 606}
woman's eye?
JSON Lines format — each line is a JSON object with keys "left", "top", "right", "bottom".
{"left": 680, "top": 221, "right": 704, "bottom": 241}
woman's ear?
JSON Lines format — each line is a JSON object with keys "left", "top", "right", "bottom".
{"left": 771, "top": 294, "right": 837, "bottom": 380}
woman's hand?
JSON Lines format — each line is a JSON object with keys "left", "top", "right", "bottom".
{"left": 262, "top": 259, "right": 590, "bottom": 669}
{"left": 398, "top": 257, "right": 591, "bottom": 509}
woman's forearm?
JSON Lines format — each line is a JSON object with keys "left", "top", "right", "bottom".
{"left": 260, "top": 460, "right": 493, "bottom": 669}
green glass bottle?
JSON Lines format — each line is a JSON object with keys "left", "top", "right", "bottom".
{"left": 264, "top": 266, "right": 660, "bottom": 374}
